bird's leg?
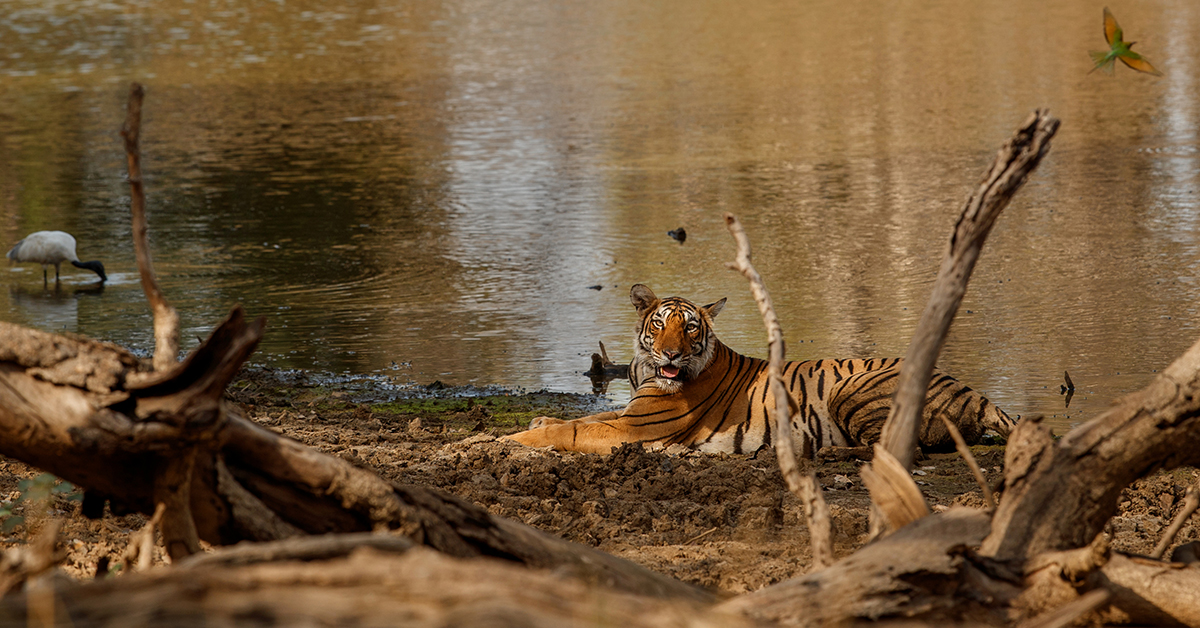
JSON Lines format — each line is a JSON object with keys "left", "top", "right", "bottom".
{"left": 54, "top": 263, "right": 61, "bottom": 284}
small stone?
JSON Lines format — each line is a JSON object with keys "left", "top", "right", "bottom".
{"left": 408, "top": 418, "right": 422, "bottom": 432}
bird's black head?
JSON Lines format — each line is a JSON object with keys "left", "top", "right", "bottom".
{"left": 72, "top": 260, "right": 107, "bottom": 283}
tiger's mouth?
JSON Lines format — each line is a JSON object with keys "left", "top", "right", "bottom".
{"left": 658, "top": 365, "right": 681, "bottom": 379}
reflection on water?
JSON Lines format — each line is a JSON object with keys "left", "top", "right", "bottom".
{"left": 6, "top": 280, "right": 106, "bottom": 334}
{"left": 2, "top": 0, "right": 1199, "bottom": 434}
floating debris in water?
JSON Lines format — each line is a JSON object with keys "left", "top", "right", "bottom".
{"left": 667, "top": 228, "right": 687, "bottom": 243}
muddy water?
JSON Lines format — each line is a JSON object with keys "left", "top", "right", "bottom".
{"left": 2, "top": 0, "right": 1198, "bottom": 433}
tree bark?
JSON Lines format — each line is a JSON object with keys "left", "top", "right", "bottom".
{"left": 878, "top": 110, "right": 1059, "bottom": 472}
{"left": 0, "top": 540, "right": 744, "bottom": 628}
{"left": 982, "top": 335, "right": 1200, "bottom": 562}
{"left": 724, "top": 212, "right": 834, "bottom": 572}
{"left": 0, "top": 311, "right": 708, "bottom": 604}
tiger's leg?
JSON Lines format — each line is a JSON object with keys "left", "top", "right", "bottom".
{"left": 503, "top": 415, "right": 638, "bottom": 454}
{"left": 525, "top": 411, "right": 619, "bottom": 430}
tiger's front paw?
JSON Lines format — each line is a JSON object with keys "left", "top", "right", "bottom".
{"left": 528, "top": 416, "right": 565, "bottom": 430}
{"left": 502, "top": 425, "right": 558, "bottom": 449}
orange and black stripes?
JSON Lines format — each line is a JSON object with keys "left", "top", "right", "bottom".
{"left": 506, "top": 286, "right": 1016, "bottom": 456}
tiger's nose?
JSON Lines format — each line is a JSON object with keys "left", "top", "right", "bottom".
{"left": 663, "top": 350, "right": 681, "bottom": 361}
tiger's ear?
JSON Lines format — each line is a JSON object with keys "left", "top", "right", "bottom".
{"left": 629, "top": 284, "right": 659, "bottom": 313}
{"left": 703, "top": 297, "right": 727, "bottom": 319}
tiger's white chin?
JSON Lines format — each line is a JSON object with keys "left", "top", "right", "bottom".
{"left": 653, "top": 377, "right": 684, "bottom": 394}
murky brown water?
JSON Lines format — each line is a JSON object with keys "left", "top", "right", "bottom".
{"left": 2, "top": 0, "right": 1199, "bottom": 433}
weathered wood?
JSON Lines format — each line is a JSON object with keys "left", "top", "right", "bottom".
{"left": 1088, "top": 553, "right": 1200, "bottom": 626}
{"left": 0, "top": 545, "right": 747, "bottom": 628}
{"left": 878, "top": 110, "right": 1060, "bottom": 473}
{"left": 120, "top": 82, "right": 178, "bottom": 373}
{"left": 982, "top": 334, "right": 1200, "bottom": 562}
{"left": 718, "top": 508, "right": 996, "bottom": 626}
{"left": 723, "top": 212, "right": 834, "bottom": 571}
{"left": 862, "top": 110, "right": 1058, "bottom": 538}
{"left": 0, "top": 311, "right": 710, "bottom": 603}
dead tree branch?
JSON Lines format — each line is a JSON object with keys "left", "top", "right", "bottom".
{"left": 120, "top": 82, "right": 178, "bottom": 373}
{"left": 866, "top": 110, "right": 1059, "bottom": 535}
{"left": 1152, "top": 484, "right": 1199, "bottom": 560}
{"left": 878, "top": 110, "right": 1060, "bottom": 471}
{"left": 0, "top": 311, "right": 709, "bottom": 603}
{"left": 724, "top": 212, "right": 834, "bottom": 571}
{"left": 982, "top": 334, "right": 1200, "bottom": 562}
{"left": 940, "top": 414, "right": 996, "bottom": 510}
{"left": 0, "top": 543, "right": 744, "bottom": 628}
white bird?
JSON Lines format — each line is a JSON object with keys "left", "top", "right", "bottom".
{"left": 6, "top": 231, "right": 107, "bottom": 284}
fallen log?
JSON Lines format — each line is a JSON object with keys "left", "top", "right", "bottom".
{"left": 0, "top": 540, "right": 747, "bottom": 628}
{"left": 0, "top": 83, "right": 710, "bottom": 605}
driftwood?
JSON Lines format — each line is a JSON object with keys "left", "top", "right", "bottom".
{"left": 981, "top": 337, "right": 1200, "bottom": 563}
{"left": 868, "top": 110, "right": 1060, "bottom": 534}
{"left": 724, "top": 212, "right": 834, "bottom": 572}
{"left": 0, "top": 84, "right": 709, "bottom": 608}
{"left": 0, "top": 540, "right": 747, "bottom": 628}
{"left": 585, "top": 341, "right": 630, "bottom": 393}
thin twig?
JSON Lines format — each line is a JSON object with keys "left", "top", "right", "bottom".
{"left": 684, "top": 526, "right": 719, "bottom": 545}
{"left": 121, "top": 83, "right": 179, "bottom": 372}
{"left": 939, "top": 415, "right": 996, "bottom": 510}
{"left": 1015, "top": 589, "right": 1111, "bottom": 628}
{"left": 1151, "top": 484, "right": 1200, "bottom": 560}
{"left": 121, "top": 502, "right": 166, "bottom": 573}
{"left": 725, "top": 212, "right": 834, "bottom": 571}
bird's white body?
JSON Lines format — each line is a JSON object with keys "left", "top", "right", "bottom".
{"left": 6, "top": 230, "right": 107, "bottom": 283}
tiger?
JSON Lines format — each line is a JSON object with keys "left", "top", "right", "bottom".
{"left": 504, "top": 284, "right": 1016, "bottom": 457}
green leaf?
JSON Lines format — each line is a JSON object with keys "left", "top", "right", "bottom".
{"left": 2, "top": 516, "right": 24, "bottom": 534}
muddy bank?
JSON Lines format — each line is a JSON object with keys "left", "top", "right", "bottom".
{"left": 1, "top": 368, "right": 1197, "bottom": 596}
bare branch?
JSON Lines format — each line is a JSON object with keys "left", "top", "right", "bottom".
{"left": 878, "top": 110, "right": 1060, "bottom": 471}
{"left": 939, "top": 414, "right": 996, "bottom": 510}
{"left": 724, "top": 212, "right": 833, "bottom": 571}
{"left": 121, "top": 82, "right": 179, "bottom": 372}
{"left": 865, "top": 110, "right": 1059, "bottom": 536}
{"left": 1016, "top": 589, "right": 1111, "bottom": 628}
{"left": 1151, "top": 484, "right": 1199, "bottom": 560}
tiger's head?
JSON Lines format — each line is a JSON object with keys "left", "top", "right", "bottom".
{"left": 629, "top": 284, "right": 726, "bottom": 393}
